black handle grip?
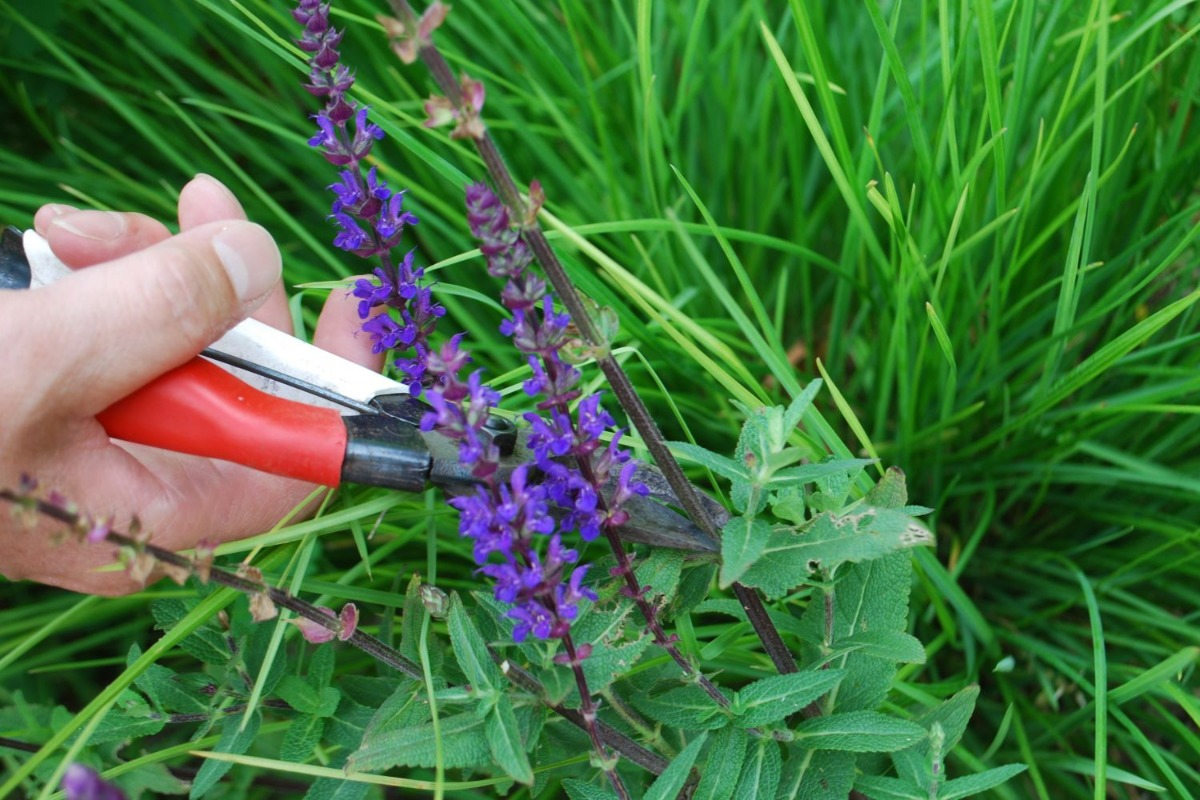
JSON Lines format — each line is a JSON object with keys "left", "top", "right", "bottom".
{"left": 0, "top": 227, "right": 32, "bottom": 291}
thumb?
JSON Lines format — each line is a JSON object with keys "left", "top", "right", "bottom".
{"left": 26, "top": 220, "right": 282, "bottom": 417}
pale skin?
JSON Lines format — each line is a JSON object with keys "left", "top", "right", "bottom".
{"left": 0, "top": 174, "right": 383, "bottom": 595}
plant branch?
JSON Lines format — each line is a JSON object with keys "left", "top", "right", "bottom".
{"left": 0, "top": 489, "right": 669, "bottom": 776}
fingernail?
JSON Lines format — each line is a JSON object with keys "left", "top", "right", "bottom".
{"left": 193, "top": 173, "right": 240, "bottom": 205}
{"left": 50, "top": 210, "right": 126, "bottom": 241}
{"left": 41, "top": 203, "right": 76, "bottom": 218}
{"left": 212, "top": 222, "right": 281, "bottom": 305}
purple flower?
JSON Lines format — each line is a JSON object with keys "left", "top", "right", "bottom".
{"left": 509, "top": 601, "right": 556, "bottom": 642}
{"left": 361, "top": 312, "right": 403, "bottom": 353}
{"left": 62, "top": 764, "right": 125, "bottom": 800}
{"left": 331, "top": 212, "right": 371, "bottom": 253}
{"left": 374, "top": 191, "right": 418, "bottom": 242}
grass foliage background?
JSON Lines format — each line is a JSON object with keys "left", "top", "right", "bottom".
{"left": 1, "top": 0, "right": 1199, "bottom": 796}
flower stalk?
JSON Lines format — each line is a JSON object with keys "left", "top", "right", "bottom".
{"left": 386, "top": 0, "right": 797, "bottom": 676}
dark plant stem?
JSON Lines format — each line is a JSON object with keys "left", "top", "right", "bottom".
{"left": 497, "top": 656, "right": 668, "bottom": 775}
{"left": 0, "top": 490, "right": 668, "bottom": 776}
{"left": 562, "top": 632, "right": 630, "bottom": 800}
{"left": 390, "top": 0, "right": 796, "bottom": 676}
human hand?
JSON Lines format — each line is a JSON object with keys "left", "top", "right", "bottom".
{"left": 0, "top": 175, "right": 382, "bottom": 595}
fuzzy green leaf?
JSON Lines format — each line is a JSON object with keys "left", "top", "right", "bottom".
{"left": 731, "top": 670, "right": 844, "bottom": 728}
{"left": 645, "top": 731, "right": 707, "bottom": 800}
{"left": 307, "top": 643, "right": 336, "bottom": 690}
{"left": 786, "top": 750, "right": 858, "bottom": 800}
{"left": 133, "top": 660, "right": 209, "bottom": 715}
{"left": 864, "top": 467, "right": 908, "bottom": 508}
{"left": 640, "top": 684, "right": 732, "bottom": 731}
{"left": 734, "top": 738, "right": 781, "bottom": 800}
{"left": 88, "top": 689, "right": 166, "bottom": 747}
{"left": 937, "top": 765, "right": 1029, "bottom": 799}
{"left": 635, "top": 547, "right": 685, "bottom": 608}
{"left": 669, "top": 441, "right": 750, "bottom": 481}
{"left": 741, "top": 509, "right": 933, "bottom": 598}
{"left": 189, "top": 709, "right": 260, "bottom": 799}
{"left": 448, "top": 593, "right": 500, "bottom": 694}
{"left": 358, "top": 679, "right": 425, "bottom": 750}
{"left": 151, "top": 598, "right": 230, "bottom": 666}
{"left": 276, "top": 675, "right": 339, "bottom": 717}
{"left": 562, "top": 779, "right": 619, "bottom": 800}
{"left": 348, "top": 711, "right": 491, "bottom": 773}
{"left": 769, "top": 458, "right": 877, "bottom": 488}
{"left": 695, "top": 726, "right": 747, "bottom": 800}
{"left": 303, "top": 777, "right": 371, "bottom": 800}
{"left": 892, "top": 685, "right": 981, "bottom": 787}
{"left": 851, "top": 775, "right": 925, "bottom": 799}
{"left": 782, "top": 380, "right": 823, "bottom": 433}
{"left": 581, "top": 636, "right": 653, "bottom": 698}
{"left": 835, "top": 630, "right": 927, "bottom": 664}
{"left": 280, "top": 713, "right": 325, "bottom": 763}
{"left": 719, "top": 516, "right": 772, "bottom": 588}
{"left": 792, "top": 711, "right": 927, "bottom": 752}
{"left": 487, "top": 694, "right": 533, "bottom": 785}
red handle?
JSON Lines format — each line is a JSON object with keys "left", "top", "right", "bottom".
{"left": 97, "top": 358, "right": 347, "bottom": 487}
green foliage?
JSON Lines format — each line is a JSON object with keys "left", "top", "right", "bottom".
{"left": 3, "top": 0, "right": 1199, "bottom": 797}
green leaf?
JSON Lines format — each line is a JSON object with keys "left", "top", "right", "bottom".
{"left": 851, "top": 775, "right": 925, "bottom": 799}
{"left": 276, "top": 674, "right": 339, "bottom": 717}
{"left": 562, "top": 779, "right": 619, "bottom": 800}
{"left": 280, "top": 713, "right": 325, "bottom": 763}
{"left": 189, "top": 709, "right": 260, "bottom": 799}
{"left": 581, "top": 636, "right": 653, "bottom": 699}
{"left": 769, "top": 485, "right": 807, "bottom": 525}
{"left": 151, "top": 598, "right": 230, "bottom": 665}
{"left": 937, "top": 765, "right": 1028, "bottom": 799}
{"left": 133, "top": 659, "right": 210, "bottom": 715}
{"left": 87, "top": 689, "right": 165, "bottom": 746}
{"left": 645, "top": 731, "right": 707, "bottom": 800}
{"left": 669, "top": 441, "right": 750, "bottom": 482}
{"left": 864, "top": 466, "right": 909, "bottom": 509}
{"left": 793, "top": 711, "right": 927, "bottom": 752}
{"left": 112, "top": 761, "right": 189, "bottom": 798}
{"left": 786, "top": 750, "right": 857, "bottom": 800}
{"left": 635, "top": 547, "right": 685, "bottom": 608}
{"left": 812, "top": 457, "right": 859, "bottom": 507}
{"left": 733, "top": 738, "right": 781, "bottom": 800}
{"left": 835, "top": 630, "right": 927, "bottom": 664}
{"left": 801, "top": 553, "right": 913, "bottom": 713}
{"left": 348, "top": 711, "right": 491, "bottom": 773}
{"left": 487, "top": 694, "right": 533, "bottom": 785}
{"left": 639, "top": 684, "right": 731, "bottom": 731}
{"left": 307, "top": 643, "right": 336, "bottom": 690}
{"left": 694, "top": 726, "right": 747, "bottom": 800}
{"left": 731, "top": 670, "right": 844, "bottom": 728}
{"left": 769, "top": 458, "right": 877, "bottom": 488}
{"left": 782, "top": 380, "right": 823, "bottom": 433}
{"left": 448, "top": 593, "right": 500, "bottom": 694}
{"left": 719, "top": 516, "right": 772, "bottom": 588}
{"left": 357, "top": 679, "right": 426, "bottom": 757}
{"left": 893, "top": 685, "right": 980, "bottom": 787}
{"left": 303, "top": 777, "right": 371, "bottom": 800}
{"left": 675, "top": 562, "right": 718, "bottom": 616}
{"left": 741, "top": 509, "right": 933, "bottom": 598}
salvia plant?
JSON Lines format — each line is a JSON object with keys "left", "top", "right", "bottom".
{"left": 0, "top": 2, "right": 1032, "bottom": 799}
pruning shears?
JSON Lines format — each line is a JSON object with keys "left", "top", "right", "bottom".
{"left": 0, "top": 226, "right": 722, "bottom": 553}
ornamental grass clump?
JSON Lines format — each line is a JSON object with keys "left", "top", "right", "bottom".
{"left": 0, "top": 1, "right": 1050, "bottom": 798}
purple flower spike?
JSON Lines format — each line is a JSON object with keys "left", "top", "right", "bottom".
{"left": 295, "top": 1, "right": 445, "bottom": 393}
